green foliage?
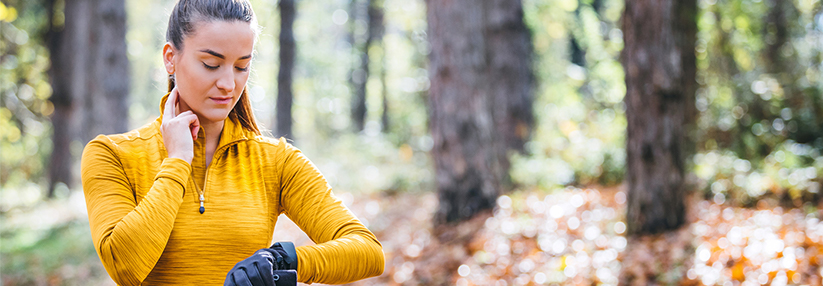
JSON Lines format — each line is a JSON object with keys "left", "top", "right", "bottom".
{"left": 512, "top": 0, "right": 627, "bottom": 190}
{"left": 694, "top": 0, "right": 823, "bottom": 204}
{"left": 0, "top": 0, "right": 54, "bottom": 196}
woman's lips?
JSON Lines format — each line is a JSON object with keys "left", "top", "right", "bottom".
{"left": 210, "top": 97, "right": 232, "bottom": 104}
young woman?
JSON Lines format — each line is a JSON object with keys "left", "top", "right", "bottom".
{"left": 80, "top": 0, "right": 384, "bottom": 285}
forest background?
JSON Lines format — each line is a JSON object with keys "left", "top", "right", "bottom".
{"left": 4, "top": 0, "right": 823, "bottom": 285}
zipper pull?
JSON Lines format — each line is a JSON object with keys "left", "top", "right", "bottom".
{"left": 199, "top": 194, "right": 205, "bottom": 214}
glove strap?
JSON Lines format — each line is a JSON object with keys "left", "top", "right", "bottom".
{"left": 272, "top": 270, "right": 297, "bottom": 286}
{"left": 271, "top": 241, "right": 298, "bottom": 270}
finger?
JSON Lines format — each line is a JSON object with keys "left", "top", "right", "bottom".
{"left": 177, "top": 113, "right": 200, "bottom": 134}
{"left": 269, "top": 251, "right": 284, "bottom": 270}
{"left": 232, "top": 269, "right": 254, "bottom": 286}
{"left": 245, "top": 262, "right": 269, "bottom": 286}
{"left": 254, "top": 261, "right": 275, "bottom": 286}
{"left": 164, "top": 87, "right": 177, "bottom": 120}
{"left": 224, "top": 271, "right": 237, "bottom": 286}
{"left": 191, "top": 116, "right": 201, "bottom": 140}
{"left": 174, "top": 113, "right": 199, "bottom": 126}
{"left": 177, "top": 110, "right": 195, "bottom": 117}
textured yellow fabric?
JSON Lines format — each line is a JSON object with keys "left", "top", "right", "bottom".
{"left": 81, "top": 93, "right": 384, "bottom": 285}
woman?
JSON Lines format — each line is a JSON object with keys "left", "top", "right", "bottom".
{"left": 80, "top": 0, "right": 384, "bottom": 285}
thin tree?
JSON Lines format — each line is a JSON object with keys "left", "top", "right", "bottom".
{"left": 367, "top": 0, "right": 385, "bottom": 132}
{"left": 47, "top": 0, "right": 130, "bottom": 197}
{"left": 349, "top": 0, "right": 386, "bottom": 132}
{"left": 428, "top": 0, "right": 534, "bottom": 225}
{"left": 347, "top": 0, "right": 366, "bottom": 131}
{"left": 379, "top": 36, "right": 389, "bottom": 132}
{"left": 276, "top": 0, "right": 296, "bottom": 140}
{"left": 622, "top": 0, "right": 697, "bottom": 235}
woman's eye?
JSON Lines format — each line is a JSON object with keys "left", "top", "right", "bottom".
{"left": 235, "top": 66, "right": 249, "bottom": 72}
{"left": 203, "top": 63, "right": 219, "bottom": 70}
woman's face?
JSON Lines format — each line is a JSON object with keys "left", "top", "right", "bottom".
{"left": 163, "top": 20, "right": 255, "bottom": 124}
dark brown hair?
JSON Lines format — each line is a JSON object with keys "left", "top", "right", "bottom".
{"left": 166, "top": 0, "right": 261, "bottom": 135}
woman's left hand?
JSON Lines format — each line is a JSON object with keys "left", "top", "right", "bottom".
{"left": 224, "top": 248, "right": 279, "bottom": 286}
{"left": 224, "top": 243, "right": 296, "bottom": 286}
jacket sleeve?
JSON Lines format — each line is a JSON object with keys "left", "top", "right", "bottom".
{"left": 276, "top": 139, "right": 385, "bottom": 284}
{"left": 81, "top": 135, "right": 191, "bottom": 286}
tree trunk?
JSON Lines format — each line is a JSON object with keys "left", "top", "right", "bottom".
{"left": 622, "top": 0, "right": 697, "bottom": 235}
{"left": 347, "top": 0, "right": 366, "bottom": 131}
{"left": 368, "top": 0, "right": 386, "bottom": 132}
{"left": 352, "top": 1, "right": 369, "bottom": 132}
{"left": 350, "top": 0, "right": 385, "bottom": 132}
{"left": 380, "top": 43, "right": 389, "bottom": 132}
{"left": 46, "top": 0, "right": 129, "bottom": 197}
{"left": 276, "top": 0, "right": 296, "bottom": 140}
{"left": 46, "top": 0, "right": 73, "bottom": 197}
{"left": 428, "top": 0, "right": 533, "bottom": 226}
{"left": 485, "top": 0, "right": 534, "bottom": 155}
{"left": 83, "top": 0, "right": 130, "bottom": 141}
{"left": 371, "top": 0, "right": 389, "bottom": 133}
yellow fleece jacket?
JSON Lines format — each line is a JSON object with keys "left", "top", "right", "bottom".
{"left": 81, "top": 93, "right": 384, "bottom": 285}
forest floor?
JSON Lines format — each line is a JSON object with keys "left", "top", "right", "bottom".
{"left": 5, "top": 186, "right": 823, "bottom": 285}
{"left": 274, "top": 186, "right": 823, "bottom": 286}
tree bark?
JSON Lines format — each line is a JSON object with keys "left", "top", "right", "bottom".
{"left": 367, "top": 0, "right": 386, "bottom": 133}
{"left": 622, "top": 0, "right": 697, "bottom": 235}
{"left": 84, "top": 0, "right": 130, "bottom": 141}
{"left": 347, "top": 0, "right": 366, "bottom": 131}
{"left": 46, "top": 0, "right": 130, "bottom": 197}
{"left": 371, "top": 0, "right": 389, "bottom": 132}
{"left": 380, "top": 44, "right": 389, "bottom": 132}
{"left": 46, "top": 0, "right": 73, "bottom": 197}
{"left": 485, "top": 0, "right": 534, "bottom": 155}
{"left": 276, "top": 0, "right": 296, "bottom": 140}
{"left": 428, "top": 0, "right": 533, "bottom": 226}
{"left": 350, "top": 0, "right": 386, "bottom": 132}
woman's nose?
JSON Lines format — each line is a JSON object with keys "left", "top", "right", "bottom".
{"left": 216, "top": 70, "right": 235, "bottom": 92}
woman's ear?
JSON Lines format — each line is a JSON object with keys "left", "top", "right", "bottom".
{"left": 163, "top": 42, "right": 176, "bottom": 74}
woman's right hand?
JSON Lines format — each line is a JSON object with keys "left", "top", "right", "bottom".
{"left": 161, "top": 87, "right": 200, "bottom": 164}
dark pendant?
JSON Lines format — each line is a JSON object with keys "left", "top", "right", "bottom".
{"left": 199, "top": 206, "right": 205, "bottom": 214}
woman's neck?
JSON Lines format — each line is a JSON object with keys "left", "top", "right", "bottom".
{"left": 175, "top": 100, "right": 223, "bottom": 168}
{"left": 200, "top": 116, "right": 223, "bottom": 168}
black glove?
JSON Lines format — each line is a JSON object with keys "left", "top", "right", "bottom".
{"left": 224, "top": 242, "right": 298, "bottom": 286}
{"left": 270, "top": 242, "right": 298, "bottom": 270}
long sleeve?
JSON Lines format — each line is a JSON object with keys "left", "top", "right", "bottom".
{"left": 276, "top": 140, "right": 385, "bottom": 284}
{"left": 81, "top": 135, "right": 191, "bottom": 286}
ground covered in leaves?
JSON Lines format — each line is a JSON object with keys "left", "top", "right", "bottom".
{"left": 274, "top": 187, "right": 823, "bottom": 286}
{"left": 6, "top": 187, "right": 823, "bottom": 285}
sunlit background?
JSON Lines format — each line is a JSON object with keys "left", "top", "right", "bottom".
{"left": 5, "top": 0, "right": 823, "bottom": 284}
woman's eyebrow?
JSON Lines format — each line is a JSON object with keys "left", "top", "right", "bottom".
{"left": 199, "top": 49, "right": 225, "bottom": 59}
{"left": 199, "top": 49, "right": 252, "bottom": 60}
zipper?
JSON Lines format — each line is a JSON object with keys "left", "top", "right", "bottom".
{"left": 198, "top": 138, "right": 246, "bottom": 214}
{"left": 199, "top": 166, "right": 209, "bottom": 214}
